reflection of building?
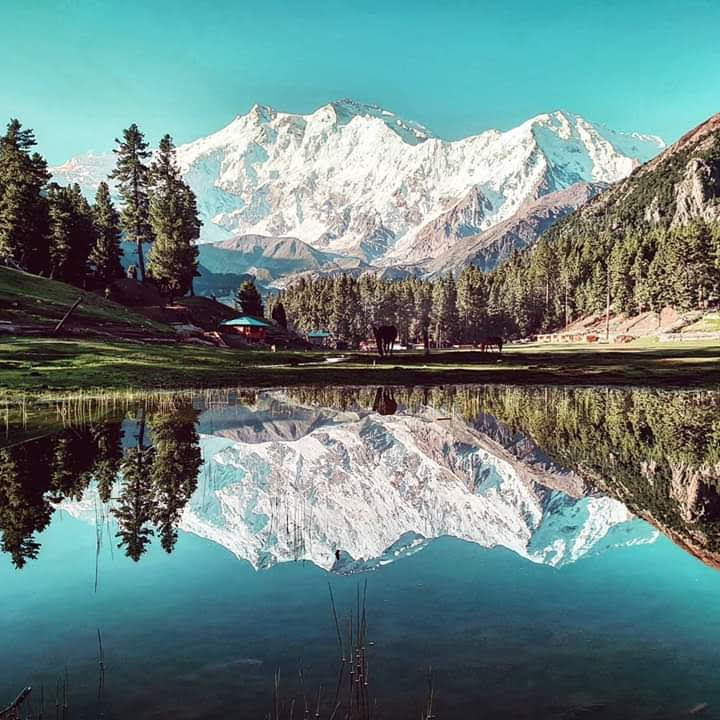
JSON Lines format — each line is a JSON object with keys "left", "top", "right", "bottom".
{"left": 307, "top": 330, "right": 331, "bottom": 347}
{"left": 220, "top": 316, "right": 271, "bottom": 342}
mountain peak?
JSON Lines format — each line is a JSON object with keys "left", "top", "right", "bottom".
{"left": 316, "top": 98, "right": 433, "bottom": 144}
{"left": 50, "top": 102, "right": 666, "bottom": 271}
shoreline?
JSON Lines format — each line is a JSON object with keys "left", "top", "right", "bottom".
{"left": 2, "top": 336, "right": 720, "bottom": 406}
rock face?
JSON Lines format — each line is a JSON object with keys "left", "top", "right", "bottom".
{"left": 673, "top": 157, "right": 720, "bottom": 226}
{"left": 50, "top": 101, "right": 664, "bottom": 270}
{"left": 553, "top": 112, "right": 720, "bottom": 235}
{"left": 426, "top": 182, "right": 605, "bottom": 274}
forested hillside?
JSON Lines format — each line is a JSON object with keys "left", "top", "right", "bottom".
{"left": 485, "top": 113, "right": 720, "bottom": 336}
{"left": 274, "top": 114, "right": 720, "bottom": 344}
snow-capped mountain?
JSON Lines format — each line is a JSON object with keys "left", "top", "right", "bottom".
{"left": 61, "top": 392, "right": 656, "bottom": 571}
{"left": 50, "top": 101, "right": 665, "bottom": 267}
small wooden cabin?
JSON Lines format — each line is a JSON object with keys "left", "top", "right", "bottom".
{"left": 307, "top": 330, "right": 331, "bottom": 347}
{"left": 220, "top": 316, "right": 271, "bottom": 343}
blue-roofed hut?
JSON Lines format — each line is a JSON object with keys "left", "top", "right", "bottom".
{"left": 220, "top": 316, "right": 271, "bottom": 343}
{"left": 307, "top": 330, "right": 331, "bottom": 347}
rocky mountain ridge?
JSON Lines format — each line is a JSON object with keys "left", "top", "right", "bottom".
{"left": 50, "top": 101, "right": 665, "bottom": 275}
{"left": 544, "top": 112, "right": 720, "bottom": 235}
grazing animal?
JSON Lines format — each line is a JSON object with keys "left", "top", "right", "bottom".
{"left": 372, "top": 325, "right": 398, "bottom": 357}
{"left": 372, "top": 387, "right": 398, "bottom": 416}
{"left": 480, "top": 336, "right": 504, "bottom": 353}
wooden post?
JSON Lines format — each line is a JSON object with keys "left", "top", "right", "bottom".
{"left": 54, "top": 296, "right": 83, "bottom": 334}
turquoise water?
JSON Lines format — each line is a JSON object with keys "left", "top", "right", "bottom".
{"left": 2, "top": 513, "right": 719, "bottom": 719}
{"left": 2, "top": 385, "right": 720, "bottom": 718}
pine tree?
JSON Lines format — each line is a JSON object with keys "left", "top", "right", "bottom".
{"left": 0, "top": 441, "right": 54, "bottom": 568}
{"left": 271, "top": 300, "right": 288, "bottom": 328}
{"left": 588, "top": 264, "right": 607, "bottom": 315}
{"left": 330, "top": 274, "right": 353, "bottom": 342}
{"left": 114, "top": 415, "right": 154, "bottom": 562}
{"left": 147, "top": 134, "right": 201, "bottom": 298}
{"left": 236, "top": 280, "right": 264, "bottom": 316}
{"left": 413, "top": 281, "right": 432, "bottom": 341}
{"left": 46, "top": 184, "right": 74, "bottom": 281}
{"left": 179, "top": 182, "right": 202, "bottom": 295}
{"left": 444, "top": 273, "right": 460, "bottom": 343}
{"left": 46, "top": 183, "right": 95, "bottom": 286}
{"left": 89, "top": 181, "right": 123, "bottom": 285}
{"left": 431, "top": 279, "right": 447, "bottom": 347}
{"left": 88, "top": 422, "right": 123, "bottom": 504}
{"left": 0, "top": 119, "right": 50, "bottom": 272}
{"left": 457, "top": 266, "right": 487, "bottom": 343}
{"left": 68, "top": 183, "right": 97, "bottom": 284}
{"left": 115, "top": 446, "right": 155, "bottom": 561}
{"left": 609, "top": 240, "right": 633, "bottom": 314}
{"left": 110, "top": 124, "right": 152, "bottom": 281}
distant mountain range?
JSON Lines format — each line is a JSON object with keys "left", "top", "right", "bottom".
{"left": 51, "top": 100, "right": 665, "bottom": 285}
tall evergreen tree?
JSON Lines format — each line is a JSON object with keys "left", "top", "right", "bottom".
{"left": 330, "top": 274, "right": 354, "bottom": 341}
{"left": 0, "top": 119, "right": 50, "bottom": 272}
{"left": 88, "top": 421, "right": 123, "bottom": 504}
{"left": 114, "top": 415, "right": 154, "bottom": 562}
{"left": 271, "top": 300, "right": 288, "bottom": 328}
{"left": 46, "top": 183, "right": 95, "bottom": 286}
{"left": 147, "top": 134, "right": 201, "bottom": 298}
{"left": 412, "top": 281, "right": 432, "bottom": 342}
{"left": 236, "top": 280, "right": 264, "bottom": 316}
{"left": 46, "top": 184, "right": 74, "bottom": 281}
{"left": 110, "top": 124, "right": 152, "bottom": 281}
{"left": 90, "top": 181, "right": 123, "bottom": 285}
{"left": 0, "top": 441, "right": 54, "bottom": 568}
{"left": 457, "top": 266, "right": 487, "bottom": 343}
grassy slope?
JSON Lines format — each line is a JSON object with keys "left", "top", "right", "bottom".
{"left": 1, "top": 336, "right": 719, "bottom": 403}
{"left": 683, "top": 312, "right": 720, "bottom": 333}
{"left": 0, "top": 267, "right": 173, "bottom": 334}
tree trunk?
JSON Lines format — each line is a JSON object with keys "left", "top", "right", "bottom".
{"left": 136, "top": 239, "right": 145, "bottom": 282}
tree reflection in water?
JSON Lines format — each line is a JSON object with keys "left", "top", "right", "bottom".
{"left": 3, "top": 386, "right": 720, "bottom": 569}
{"left": 0, "top": 403, "right": 201, "bottom": 568}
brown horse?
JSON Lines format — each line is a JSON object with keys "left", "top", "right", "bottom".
{"left": 372, "top": 387, "right": 398, "bottom": 415}
{"left": 372, "top": 325, "right": 398, "bottom": 357}
{"left": 480, "top": 336, "right": 504, "bottom": 353}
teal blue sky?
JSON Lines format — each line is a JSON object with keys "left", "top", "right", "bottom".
{"left": 2, "top": 0, "right": 719, "bottom": 164}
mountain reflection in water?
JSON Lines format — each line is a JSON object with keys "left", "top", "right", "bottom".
{"left": 4, "top": 384, "right": 720, "bottom": 720}
{"left": 2, "top": 385, "right": 720, "bottom": 570}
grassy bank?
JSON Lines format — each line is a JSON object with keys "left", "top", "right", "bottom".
{"left": 0, "top": 266, "right": 173, "bottom": 335}
{"left": 1, "top": 336, "right": 720, "bottom": 404}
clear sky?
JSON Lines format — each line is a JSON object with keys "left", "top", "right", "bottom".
{"left": 2, "top": 0, "right": 719, "bottom": 164}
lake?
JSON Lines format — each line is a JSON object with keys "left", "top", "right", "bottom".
{"left": 2, "top": 385, "right": 720, "bottom": 719}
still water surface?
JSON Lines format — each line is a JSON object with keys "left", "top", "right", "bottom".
{"left": 2, "top": 385, "right": 720, "bottom": 719}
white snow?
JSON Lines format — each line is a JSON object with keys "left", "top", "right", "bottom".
{"left": 49, "top": 101, "right": 666, "bottom": 266}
